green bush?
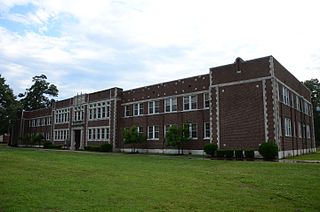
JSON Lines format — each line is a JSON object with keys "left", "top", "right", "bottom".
{"left": 43, "top": 141, "right": 62, "bottom": 149}
{"left": 244, "top": 149, "right": 255, "bottom": 158}
{"left": 100, "top": 143, "right": 113, "bottom": 152}
{"left": 84, "top": 146, "right": 100, "bottom": 152}
{"left": 225, "top": 150, "right": 234, "bottom": 158}
{"left": 216, "top": 149, "right": 225, "bottom": 158}
{"left": 235, "top": 150, "right": 244, "bottom": 158}
{"left": 203, "top": 143, "right": 218, "bottom": 157}
{"left": 259, "top": 140, "right": 278, "bottom": 160}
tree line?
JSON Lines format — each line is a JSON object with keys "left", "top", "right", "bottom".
{"left": 0, "top": 74, "right": 58, "bottom": 135}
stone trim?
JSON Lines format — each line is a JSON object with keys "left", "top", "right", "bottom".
{"left": 262, "top": 80, "right": 268, "bottom": 141}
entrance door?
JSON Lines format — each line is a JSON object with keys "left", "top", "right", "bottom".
{"left": 74, "top": 130, "right": 81, "bottom": 150}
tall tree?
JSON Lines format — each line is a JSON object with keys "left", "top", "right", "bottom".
{"left": 166, "top": 125, "right": 190, "bottom": 154}
{"left": 304, "top": 78, "right": 320, "bottom": 146}
{"left": 0, "top": 75, "right": 20, "bottom": 134}
{"left": 19, "top": 74, "right": 58, "bottom": 111}
{"left": 123, "top": 125, "right": 146, "bottom": 153}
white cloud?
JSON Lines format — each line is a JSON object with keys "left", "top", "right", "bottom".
{"left": 0, "top": 0, "right": 320, "bottom": 100}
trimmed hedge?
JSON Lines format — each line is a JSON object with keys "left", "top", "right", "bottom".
{"left": 203, "top": 143, "right": 218, "bottom": 157}
{"left": 43, "top": 141, "right": 62, "bottom": 149}
{"left": 259, "top": 140, "right": 278, "bottom": 160}
{"left": 216, "top": 150, "right": 225, "bottom": 158}
{"left": 85, "top": 144, "right": 113, "bottom": 152}
{"left": 235, "top": 150, "right": 244, "bottom": 158}
{"left": 244, "top": 149, "right": 255, "bottom": 158}
{"left": 225, "top": 150, "right": 234, "bottom": 158}
{"left": 100, "top": 143, "right": 113, "bottom": 152}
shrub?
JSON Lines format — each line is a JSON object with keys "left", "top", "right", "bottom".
{"left": 235, "top": 150, "right": 244, "bottom": 158}
{"left": 259, "top": 140, "right": 278, "bottom": 160}
{"left": 225, "top": 150, "right": 234, "bottom": 158}
{"left": 244, "top": 149, "right": 255, "bottom": 158}
{"left": 43, "top": 141, "right": 62, "bottom": 149}
{"left": 100, "top": 143, "right": 113, "bottom": 152}
{"left": 216, "top": 149, "right": 225, "bottom": 158}
{"left": 203, "top": 143, "right": 218, "bottom": 157}
{"left": 84, "top": 145, "right": 100, "bottom": 152}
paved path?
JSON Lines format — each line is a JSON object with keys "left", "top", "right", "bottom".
{"left": 279, "top": 159, "right": 320, "bottom": 164}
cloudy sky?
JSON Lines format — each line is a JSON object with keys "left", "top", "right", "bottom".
{"left": 1, "top": 0, "right": 320, "bottom": 100}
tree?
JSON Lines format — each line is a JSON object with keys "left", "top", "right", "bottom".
{"left": 19, "top": 74, "right": 58, "bottom": 111}
{"left": 304, "top": 79, "right": 320, "bottom": 146}
{"left": 0, "top": 75, "right": 20, "bottom": 135}
{"left": 166, "top": 125, "right": 190, "bottom": 154}
{"left": 123, "top": 125, "right": 146, "bottom": 153}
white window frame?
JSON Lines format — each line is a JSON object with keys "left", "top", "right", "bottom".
{"left": 55, "top": 108, "right": 70, "bottom": 124}
{"left": 282, "top": 87, "right": 290, "bottom": 106}
{"left": 148, "top": 101, "right": 160, "bottom": 114}
{"left": 298, "top": 122, "right": 302, "bottom": 138}
{"left": 306, "top": 125, "right": 311, "bottom": 139}
{"left": 54, "top": 129, "right": 69, "bottom": 141}
{"left": 185, "top": 123, "right": 197, "bottom": 139}
{"left": 133, "top": 103, "right": 143, "bottom": 116}
{"left": 88, "top": 127, "right": 110, "bottom": 142}
{"left": 148, "top": 125, "right": 159, "bottom": 140}
{"left": 284, "top": 118, "right": 292, "bottom": 137}
{"left": 204, "top": 122, "right": 210, "bottom": 139}
{"left": 203, "top": 93, "right": 209, "bottom": 109}
{"left": 183, "top": 95, "right": 197, "bottom": 111}
{"left": 296, "top": 96, "right": 300, "bottom": 111}
{"left": 89, "top": 101, "right": 110, "bottom": 120}
{"left": 164, "top": 97, "right": 177, "bottom": 113}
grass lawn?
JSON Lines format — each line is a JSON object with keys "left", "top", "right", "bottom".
{"left": 0, "top": 145, "right": 319, "bottom": 211}
{"left": 287, "top": 149, "right": 320, "bottom": 161}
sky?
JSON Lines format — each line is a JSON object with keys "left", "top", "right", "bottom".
{"left": 0, "top": 0, "right": 320, "bottom": 100}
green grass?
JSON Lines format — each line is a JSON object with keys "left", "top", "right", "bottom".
{"left": 0, "top": 145, "right": 320, "bottom": 211}
{"left": 287, "top": 149, "right": 320, "bottom": 160}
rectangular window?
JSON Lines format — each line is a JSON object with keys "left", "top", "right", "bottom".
{"left": 284, "top": 118, "right": 292, "bottom": 137}
{"left": 282, "top": 87, "right": 290, "bottom": 106}
{"left": 296, "top": 96, "right": 300, "bottom": 111}
{"left": 183, "top": 95, "right": 197, "bottom": 110}
{"left": 148, "top": 126, "right": 159, "bottom": 139}
{"left": 304, "top": 101, "right": 309, "bottom": 115}
{"left": 204, "top": 93, "right": 209, "bottom": 108}
{"left": 133, "top": 103, "right": 143, "bottom": 116}
{"left": 148, "top": 101, "right": 160, "bottom": 114}
{"left": 137, "top": 126, "right": 143, "bottom": 134}
{"left": 185, "top": 123, "right": 197, "bottom": 139}
{"left": 306, "top": 125, "right": 311, "bottom": 138}
{"left": 165, "top": 97, "right": 177, "bottom": 112}
{"left": 88, "top": 127, "right": 110, "bottom": 141}
{"left": 298, "top": 122, "right": 302, "bottom": 138}
{"left": 204, "top": 122, "right": 210, "bottom": 139}
{"left": 125, "top": 105, "right": 130, "bottom": 117}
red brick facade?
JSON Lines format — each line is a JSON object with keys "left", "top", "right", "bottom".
{"left": 15, "top": 56, "right": 316, "bottom": 158}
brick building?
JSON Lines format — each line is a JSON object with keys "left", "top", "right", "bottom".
{"left": 14, "top": 56, "right": 316, "bottom": 158}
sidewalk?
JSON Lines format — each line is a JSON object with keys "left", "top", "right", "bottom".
{"left": 279, "top": 159, "right": 320, "bottom": 164}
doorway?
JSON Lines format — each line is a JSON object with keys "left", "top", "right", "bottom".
{"left": 74, "top": 130, "right": 81, "bottom": 150}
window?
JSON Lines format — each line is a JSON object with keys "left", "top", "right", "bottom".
{"left": 298, "top": 122, "right": 302, "bottom": 138}
{"left": 89, "top": 101, "right": 110, "bottom": 120}
{"left": 137, "top": 126, "right": 143, "bottom": 134}
{"left": 164, "top": 97, "right": 177, "bottom": 112}
{"left": 124, "top": 105, "right": 130, "bottom": 117}
{"left": 204, "top": 122, "right": 210, "bottom": 139}
{"left": 148, "top": 126, "right": 159, "bottom": 139}
{"left": 164, "top": 124, "right": 175, "bottom": 136}
{"left": 148, "top": 101, "right": 160, "bottom": 114}
{"left": 54, "top": 129, "right": 69, "bottom": 141}
{"left": 306, "top": 125, "right": 311, "bottom": 138}
{"left": 55, "top": 108, "right": 70, "bottom": 124}
{"left": 296, "top": 96, "right": 300, "bottom": 111}
{"left": 304, "top": 101, "right": 309, "bottom": 115}
{"left": 284, "top": 118, "right": 292, "bottom": 137}
{"left": 204, "top": 93, "right": 209, "bottom": 108}
{"left": 88, "top": 127, "right": 110, "bottom": 141}
{"left": 282, "top": 87, "right": 290, "bottom": 106}
{"left": 183, "top": 95, "right": 197, "bottom": 110}
{"left": 133, "top": 103, "right": 143, "bottom": 116}
{"left": 185, "top": 123, "right": 197, "bottom": 139}
{"left": 45, "top": 132, "right": 50, "bottom": 140}
{"left": 74, "top": 106, "right": 84, "bottom": 122}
